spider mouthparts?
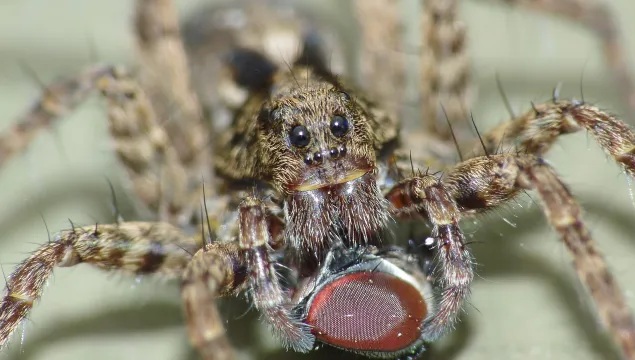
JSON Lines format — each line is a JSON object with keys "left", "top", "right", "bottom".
{"left": 295, "top": 169, "right": 369, "bottom": 192}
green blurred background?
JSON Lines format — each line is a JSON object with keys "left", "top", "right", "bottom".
{"left": 0, "top": 1, "right": 635, "bottom": 359}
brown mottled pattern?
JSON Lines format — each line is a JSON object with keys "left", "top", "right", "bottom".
{"left": 181, "top": 244, "right": 242, "bottom": 360}
{"left": 386, "top": 174, "right": 474, "bottom": 341}
{"left": 98, "top": 69, "right": 194, "bottom": 224}
{"left": 134, "top": 0, "right": 211, "bottom": 172}
{"left": 438, "top": 153, "right": 635, "bottom": 359}
{"left": 134, "top": 0, "right": 213, "bottom": 226}
{"left": 0, "top": 65, "right": 115, "bottom": 167}
{"left": 444, "top": 155, "right": 521, "bottom": 214}
{"left": 3, "top": 1, "right": 635, "bottom": 359}
{"left": 420, "top": 0, "right": 471, "bottom": 138}
{"left": 476, "top": 101, "right": 635, "bottom": 178}
{"left": 0, "top": 221, "right": 198, "bottom": 348}
{"left": 351, "top": 0, "right": 404, "bottom": 120}
{"left": 238, "top": 196, "right": 314, "bottom": 352}
{"left": 516, "top": 157, "right": 635, "bottom": 359}
{"left": 0, "top": 241, "right": 69, "bottom": 347}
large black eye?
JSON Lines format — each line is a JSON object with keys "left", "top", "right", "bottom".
{"left": 330, "top": 115, "right": 349, "bottom": 138}
{"left": 289, "top": 125, "right": 311, "bottom": 148}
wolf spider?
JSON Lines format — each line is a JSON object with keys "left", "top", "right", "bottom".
{"left": 1, "top": 0, "right": 635, "bottom": 359}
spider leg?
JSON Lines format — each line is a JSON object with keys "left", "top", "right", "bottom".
{"left": 473, "top": 100, "right": 635, "bottom": 177}
{"left": 134, "top": 0, "right": 211, "bottom": 178}
{"left": 419, "top": 0, "right": 471, "bottom": 139}
{"left": 486, "top": 0, "right": 635, "bottom": 120}
{"left": 98, "top": 67, "right": 198, "bottom": 225}
{"left": 352, "top": 0, "right": 467, "bottom": 164}
{"left": 353, "top": 0, "right": 471, "bottom": 137}
{"left": 0, "top": 63, "right": 205, "bottom": 225}
{"left": 444, "top": 153, "right": 635, "bottom": 359}
{"left": 183, "top": 195, "right": 313, "bottom": 359}
{"left": 237, "top": 196, "right": 314, "bottom": 352}
{"left": 181, "top": 242, "right": 244, "bottom": 360}
{"left": 0, "top": 221, "right": 199, "bottom": 349}
{"left": 385, "top": 174, "right": 475, "bottom": 341}
{"left": 351, "top": 0, "right": 404, "bottom": 121}
{"left": 0, "top": 65, "right": 113, "bottom": 167}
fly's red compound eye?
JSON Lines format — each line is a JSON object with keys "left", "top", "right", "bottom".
{"left": 305, "top": 271, "right": 427, "bottom": 354}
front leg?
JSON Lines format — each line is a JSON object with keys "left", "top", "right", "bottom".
{"left": 183, "top": 195, "right": 315, "bottom": 360}
{"left": 238, "top": 196, "right": 314, "bottom": 352}
{"left": 181, "top": 242, "right": 244, "bottom": 360}
{"left": 473, "top": 100, "right": 635, "bottom": 178}
{"left": 444, "top": 154, "right": 635, "bottom": 359}
{"left": 385, "top": 175, "right": 475, "bottom": 341}
{"left": 0, "top": 221, "right": 199, "bottom": 348}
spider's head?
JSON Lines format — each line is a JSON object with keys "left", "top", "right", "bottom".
{"left": 258, "top": 75, "right": 388, "bottom": 261}
{"left": 258, "top": 83, "right": 376, "bottom": 194}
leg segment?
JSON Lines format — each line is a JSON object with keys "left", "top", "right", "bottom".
{"left": 487, "top": 0, "right": 635, "bottom": 118}
{"left": 420, "top": 0, "right": 471, "bottom": 138}
{"left": 0, "top": 65, "right": 114, "bottom": 167}
{"left": 352, "top": 0, "right": 472, "bottom": 138}
{"left": 386, "top": 174, "right": 475, "bottom": 341}
{"left": 181, "top": 243, "right": 244, "bottom": 360}
{"left": 182, "top": 196, "right": 313, "bottom": 360}
{"left": 0, "top": 221, "right": 199, "bottom": 348}
{"left": 475, "top": 101, "right": 635, "bottom": 177}
{"left": 98, "top": 67, "right": 196, "bottom": 225}
{"left": 134, "top": 0, "right": 212, "bottom": 184}
{"left": 351, "top": 0, "right": 405, "bottom": 119}
{"left": 444, "top": 154, "right": 635, "bottom": 359}
{"left": 237, "top": 197, "right": 314, "bottom": 351}
{"left": 0, "top": 64, "right": 204, "bottom": 225}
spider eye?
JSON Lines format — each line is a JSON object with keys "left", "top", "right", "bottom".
{"left": 330, "top": 116, "right": 349, "bottom": 138}
{"left": 289, "top": 125, "right": 311, "bottom": 148}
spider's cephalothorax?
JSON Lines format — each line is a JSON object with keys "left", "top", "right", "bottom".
{"left": 1, "top": 1, "right": 635, "bottom": 360}
{"left": 215, "top": 63, "right": 393, "bottom": 266}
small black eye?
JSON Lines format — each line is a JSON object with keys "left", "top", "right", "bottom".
{"left": 330, "top": 115, "right": 349, "bottom": 138}
{"left": 289, "top": 125, "right": 311, "bottom": 148}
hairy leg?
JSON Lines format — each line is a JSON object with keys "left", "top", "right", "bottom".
{"left": 386, "top": 173, "right": 475, "bottom": 341}
{"left": 352, "top": 0, "right": 465, "bottom": 168}
{"left": 351, "top": 0, "right": 404, "bottom": 120}
{"left": 484, "top": 0, "right": 635, "bottom": 120}
{"left": 0, "top": 64, "right": 206, "bottom": 225}
{"left": 420, "top": 0, "right": 471, "bottom": 138}
{"left": 134, "top": 0, "right": 211, "bottom": 175}
{"left": 181, "top": 242, "right": 244, "bottom": 360}
{"left": 0, "top": 221, "right": 199, "bottom": 348}
{"left": 444, "top": 153, "right": 635, "bottom": 359}
{"left": 98, "top": 67, "right": 199, "bottom": 225}
{"left": 473, "top": 100, "right": 635, "bottom": 177}
{"left": 352, "top": 0, "right": 472, "bottom": 139}
{"left": 0, "top": 65, "right": 114, "bottom": 167}
{"left": 237, "top": 196, "right": 313, "bottom": 351}
{"left": 182, "top": 196, "right": 313, "bottom": 360}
